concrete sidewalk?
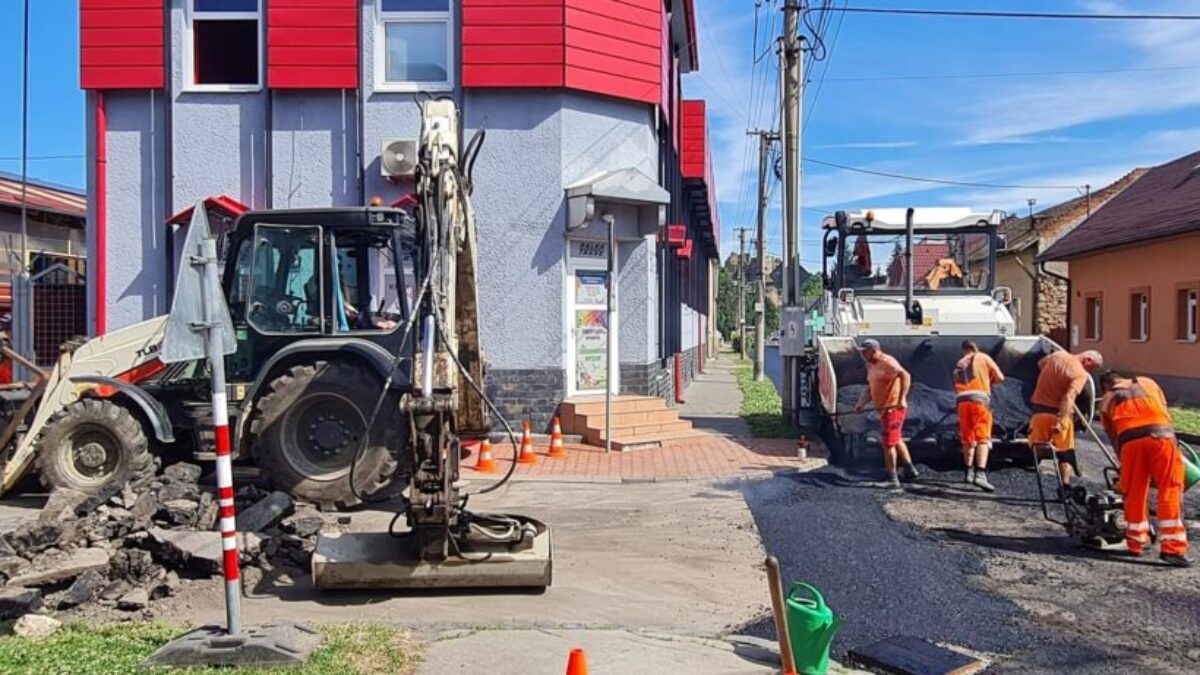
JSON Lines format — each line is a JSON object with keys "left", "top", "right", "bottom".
{"left": 679, "top": 351, "right": 752, "bottom": 438}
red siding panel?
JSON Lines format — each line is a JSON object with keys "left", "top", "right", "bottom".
{"left": 79, "top": 0, "right": 163, "bottom": 89}
{"left": 680, "top": 101, "right": 707, "bottom": 179}
{"left": 463, "top": 0, "right": 664, "bottom": 106}
{"left": 268, "top": 0, "right": 358, "bottom": 89}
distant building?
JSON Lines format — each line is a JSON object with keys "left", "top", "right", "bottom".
{"left": 995, "top": 170, "right": 1144, "bottom": 341}
{"left": 1041, "top": 150, "right": 1200, "bottom": 403}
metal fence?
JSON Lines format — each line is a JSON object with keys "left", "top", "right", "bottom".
{"left": 10, "top": 252, "right": 87, "bottom": 379}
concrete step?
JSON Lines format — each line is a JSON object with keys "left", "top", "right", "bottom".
{"left": 566, "top": 408, "right": 680, "bottom": 431}
{"left": 583, "top": 420, "right": 694, "bottom": 445}
{"left": 561, "top": 395, "right": 669, "bottom": 417}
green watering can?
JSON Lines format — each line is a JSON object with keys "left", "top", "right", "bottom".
{"left": 785, "top": 582, "right": 843, "bottom": 675}
{"left": 1181, "top": 441, "right": 1200, "bottom": 492}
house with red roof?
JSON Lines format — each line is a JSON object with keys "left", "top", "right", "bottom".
{"left": 1041, "top": 150, "right": 1200, "bottom": 404}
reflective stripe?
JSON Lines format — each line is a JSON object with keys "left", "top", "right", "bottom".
{"left": 220, "top": 516, "right": 236, "bottom": 533}
{"left": 1127, "top": 521, "right": 1151, "bottom": 532}
{"left": 1159, "top": 519, "right": 1184, "bottom": 528}
{"left": 1127, "top": 533, "right": 1152, "bottom": 544}
{"left": 1160, "top": 533, "right": 1188, "bottom": 542}
{"left": 956, "top": 391, "right": 990, "bottom": 404}
{"left": 1115, "top": 424, "right": 1175, "bottom": 451}
{"left": 221, "top": 535, "right": 238, "bottom": 551}
{"left": 218, "top": 498, "right": 234, "bottom": 508}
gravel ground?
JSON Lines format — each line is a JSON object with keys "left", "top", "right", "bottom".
{"left": 734, "top": 439, "right": 1200, "bottom": 673}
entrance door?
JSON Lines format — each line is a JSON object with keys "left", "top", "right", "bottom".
{"left": 568, "top": 262, "right": 618, "bottom": 397}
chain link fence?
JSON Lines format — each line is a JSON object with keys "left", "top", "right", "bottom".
{"left": 10, "top": 252, "right": 87, "bottom": 380}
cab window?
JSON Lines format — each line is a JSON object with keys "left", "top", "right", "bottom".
{"left": 246, "top": 225, "right": 323, "bottom": 334}
{"left": 332, "top": 232, "right": 403, "bottom": 333}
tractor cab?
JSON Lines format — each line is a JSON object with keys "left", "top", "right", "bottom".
{"left": 220, "top": 207, "right": 418, "bottom": 384}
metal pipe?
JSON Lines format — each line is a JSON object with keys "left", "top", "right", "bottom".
{"left": 95, "top": 92, "right": 108, "bottom": 335}
{"left": 19, "top": 0, "right": 29, "bottom": 268}
{"left": 421, "top": 314, "right": 435, "bottom": 398}
{"left": 603, "top": 214, "right": 616, "bottom": 453}
{"left": 905, "top": 207, "right": 915, "bottom": 323}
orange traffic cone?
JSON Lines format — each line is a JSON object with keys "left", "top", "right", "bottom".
{"left": 565, "top": 648, "right": 588, "bottom": 675}
{"left": 518, "top": 420, "right": 539, "bottom": 464}
{"left": 548, "top": 416, "right": 568, "bottom": 459}
{"left": 475, "top": 438, "right": 498, "bottom": 472}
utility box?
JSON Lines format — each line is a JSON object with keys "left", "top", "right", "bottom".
{"left": 780, "top": 306, "right": 806, "bottom": 356}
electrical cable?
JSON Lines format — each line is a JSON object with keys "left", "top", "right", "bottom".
{"left": 833, "top": 7, "right": 1200, "bottom": 21}
{"left": 803, "top": 157, "right": 1083, "bottom": 190}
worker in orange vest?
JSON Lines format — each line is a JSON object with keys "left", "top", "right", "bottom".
{"left": 1029, "top": 350, "right": 1103, "bottom": 484}
{"left": 1099, "top": 371, "right": 1191, "bottom": 567}
{"left": 952, "top": 340, "right": 1005, "bottom": 492}
{"left": 853, "top": 339, "right": 919, "bottom": 489}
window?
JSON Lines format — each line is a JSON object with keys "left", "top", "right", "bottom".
{"left": 1085, "top": 293, "right": 1102, "bottom": 341}
{"left": 376, "top": 0, "right": 453, "bottom": 92}
{"left": 1129, "top": 289, "right": 1150, "bottom": 341}
{"left": 332, "top": 232, "right": 405, "bottom": 333}
{"left": 247, "top": 225, "right": 323, "bottom": 334}
{"left": 1178, "top": 284, "right": 1199, "bottom": 342}
{"left": 187, "top": 0, "right": 261, "bottom": 91}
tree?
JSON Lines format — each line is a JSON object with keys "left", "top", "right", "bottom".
{"left": 716, "top": 266, "right": 738, "bottom": 340}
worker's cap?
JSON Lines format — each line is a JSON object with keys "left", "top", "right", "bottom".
{"left": 856, "top": 338, "right": 881, "bottom": 352}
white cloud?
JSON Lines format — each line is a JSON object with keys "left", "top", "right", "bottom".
{"left": 814, "top": 141, "right": 920, "bottom": 149}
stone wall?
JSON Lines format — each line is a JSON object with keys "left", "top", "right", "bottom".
{"left": 485, "top": 368, "right": 565, "bottom": 432}
{"left": 1036, "top": 272, "right": 1069, "bottom": 335}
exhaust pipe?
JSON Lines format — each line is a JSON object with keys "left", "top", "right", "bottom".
{"left": 905, "top": 207, "right": 916, "bottom": 324}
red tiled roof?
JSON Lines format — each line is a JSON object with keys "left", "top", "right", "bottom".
{"left": 0, "top": 174, "right": 86, "bottom": 222}
{"left": 1041, "top": 149, "right": 1200, "bottom": 260}
{"left": 888, "top": 241, "right": 949, "bottom": 286}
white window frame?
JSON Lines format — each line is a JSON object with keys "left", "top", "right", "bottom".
{"left": 183, "top": 0, "right": 263, "bottom": 93}
{"left": 1186, "top": 289, "right": 1198, "bottom": 343}
{"left": 1131, "top": 291, "right": 1149, "bottom": 342}
{"left": 374, "top": 0, "right": 455, "bottom": 93}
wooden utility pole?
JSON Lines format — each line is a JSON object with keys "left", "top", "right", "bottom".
{"left": 749, "top": 130, "right": 778, "bottom": 381}
{"left": 735, "top": 227, "right": 751, "bottom": 360}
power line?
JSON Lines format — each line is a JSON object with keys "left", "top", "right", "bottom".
{"left": 803, "top": 157, "right": 1083, "bottom": 190}
{"left": 836, "top": 7, "right": 1200, "bottom": 20}
{"left": 825, "top": 64, "right": 1200, "bottom": 82}
{"left": 0, "top": 154, "right": 83, "bottom": 162}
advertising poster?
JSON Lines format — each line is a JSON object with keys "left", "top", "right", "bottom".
{"left": 575, "top": 270, "right": 608, "bottom": 305}
{"left": 575, "top": 310, "right": 608, "bottom": 391}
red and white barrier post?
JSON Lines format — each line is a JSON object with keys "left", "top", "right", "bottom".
{"left": 200, "top": 236, "right": 241, "bottom": 635}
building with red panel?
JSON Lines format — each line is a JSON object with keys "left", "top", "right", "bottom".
{"left": 81, "top": 0, "right": 719, "bottom": 427}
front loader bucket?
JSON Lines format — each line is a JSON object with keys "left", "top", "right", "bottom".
{"left": 816, "top": 335, "right": 1090, "bottom": 459}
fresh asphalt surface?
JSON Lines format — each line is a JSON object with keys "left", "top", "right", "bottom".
{"left": 733, "top": 462, "right": 1116, "bottom": 670}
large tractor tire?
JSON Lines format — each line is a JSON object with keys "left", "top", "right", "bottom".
{"left": 35, "top": 399, "right": 155, "bottom": 494}
{"left": 250, "top": 361, "right": 402, "bottom": 510}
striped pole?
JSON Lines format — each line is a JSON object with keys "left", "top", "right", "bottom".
{"left": 200, "top": 237, "right": 241, "bottom": 635}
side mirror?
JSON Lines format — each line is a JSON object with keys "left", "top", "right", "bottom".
{"left": 823, "top": 236, "right": 839, "bottom": 257}
{"left": 995, "top": 235, "right": 1008, "bottom": 253}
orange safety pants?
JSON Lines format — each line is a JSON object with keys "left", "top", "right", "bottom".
{"left": 1120, "top": 436, "right": 1189, "bottom": 556}
{"left": 957, "top": 401, "right": 993, "bottom": 446}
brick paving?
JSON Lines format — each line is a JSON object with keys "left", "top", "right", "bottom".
{"left": 461, "top": 436, "right": 824, "bottom": 483}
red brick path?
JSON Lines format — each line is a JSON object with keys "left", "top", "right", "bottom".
{"left": 462, "top": 436, "right": 825, "bottom": 483}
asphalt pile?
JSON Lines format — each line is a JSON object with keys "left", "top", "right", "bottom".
{"left": 0, "top": 463, "right": 337, "bottom": 622}
{"left": 835, "top": 379, "right": 1032, "bottom": 437}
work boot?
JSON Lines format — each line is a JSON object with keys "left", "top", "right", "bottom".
{"left": 899, "top": 464, "right": 920, "bottom": 483}
{"left": 973, "top": 470, "right": 995, "bottom": 493}
{"left": 964, "top": 468, "right": 975, "bottom": 485}
{"left": 885, "top": 473, "right": 903, "bottom": 490}
{"left": 1160, "top": 553, "right": 1194, "bottom": 568}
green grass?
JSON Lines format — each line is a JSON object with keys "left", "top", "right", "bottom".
{"left": 734, "top": 361, "right": 798, "bottom": 438}
{"left": 0, "top": 623, "right": 418, "bottom": 675}
{"left": 1170, "top": 406, "right": 1200, "bottom": 437}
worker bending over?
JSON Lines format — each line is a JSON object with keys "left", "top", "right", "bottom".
{"left": 1099, "top": 371, "right": 1192, "bottom": 567}
{"left": 952, "top": 340, "right": 1004, "bottom": 492}
{"left": 1029, "top": 350, "right": 1103, "bottom": 484}
{"left": 853, "top": 339, "right": 920, "bottom": 489}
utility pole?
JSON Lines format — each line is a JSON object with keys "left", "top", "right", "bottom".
{"left": 780, "top": 0, "right": 803, "bottom": 417}
{"left": 749, "top": 130, "right": 778, "bottom": 381}
{"left": 735, "top": 227, "right": 751, "bottom": 360}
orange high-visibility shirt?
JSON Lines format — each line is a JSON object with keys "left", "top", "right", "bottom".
{"left": 1100, "top": 377, "right": 1172, "bottom": 442}
{"left": 1031, "top": 351, "right": 1088, "bottom": 417}
{"left": 867, "top": 353, "right": 907, "bottom": 410}
{"left": 953, "top": 352, "right": 1004, "bottom": 399}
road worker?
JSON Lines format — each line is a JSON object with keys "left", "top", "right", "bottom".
{"left": 1099, "top": 371, "right": 1192, "bottom": 567}
{"left": 952, "top": 340, "right": 1004, "bottom": 492}
{"left": 853, "top": 339, "right": 920, "bottom": 489}
{"left": 1029, "top": 350, "right": 1103, "bottom": 484}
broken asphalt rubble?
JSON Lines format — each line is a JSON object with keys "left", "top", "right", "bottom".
{"left": 0, "top": 462, "right": 342, "bottom": 624}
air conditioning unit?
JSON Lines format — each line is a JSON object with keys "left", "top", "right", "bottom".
{"left": 380, "top": 138, "right": 417, "bottom": 178}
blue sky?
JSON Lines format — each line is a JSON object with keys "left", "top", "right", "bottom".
{"left": 682, "top": 0, "right": 1200, "bottom": 269}
{"left": 5, "top": 1, "right": 1200, "bottom": 267}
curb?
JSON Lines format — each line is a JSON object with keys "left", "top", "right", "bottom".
{"left": 460, "top": 459, "right": 828, "bottom": 486}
